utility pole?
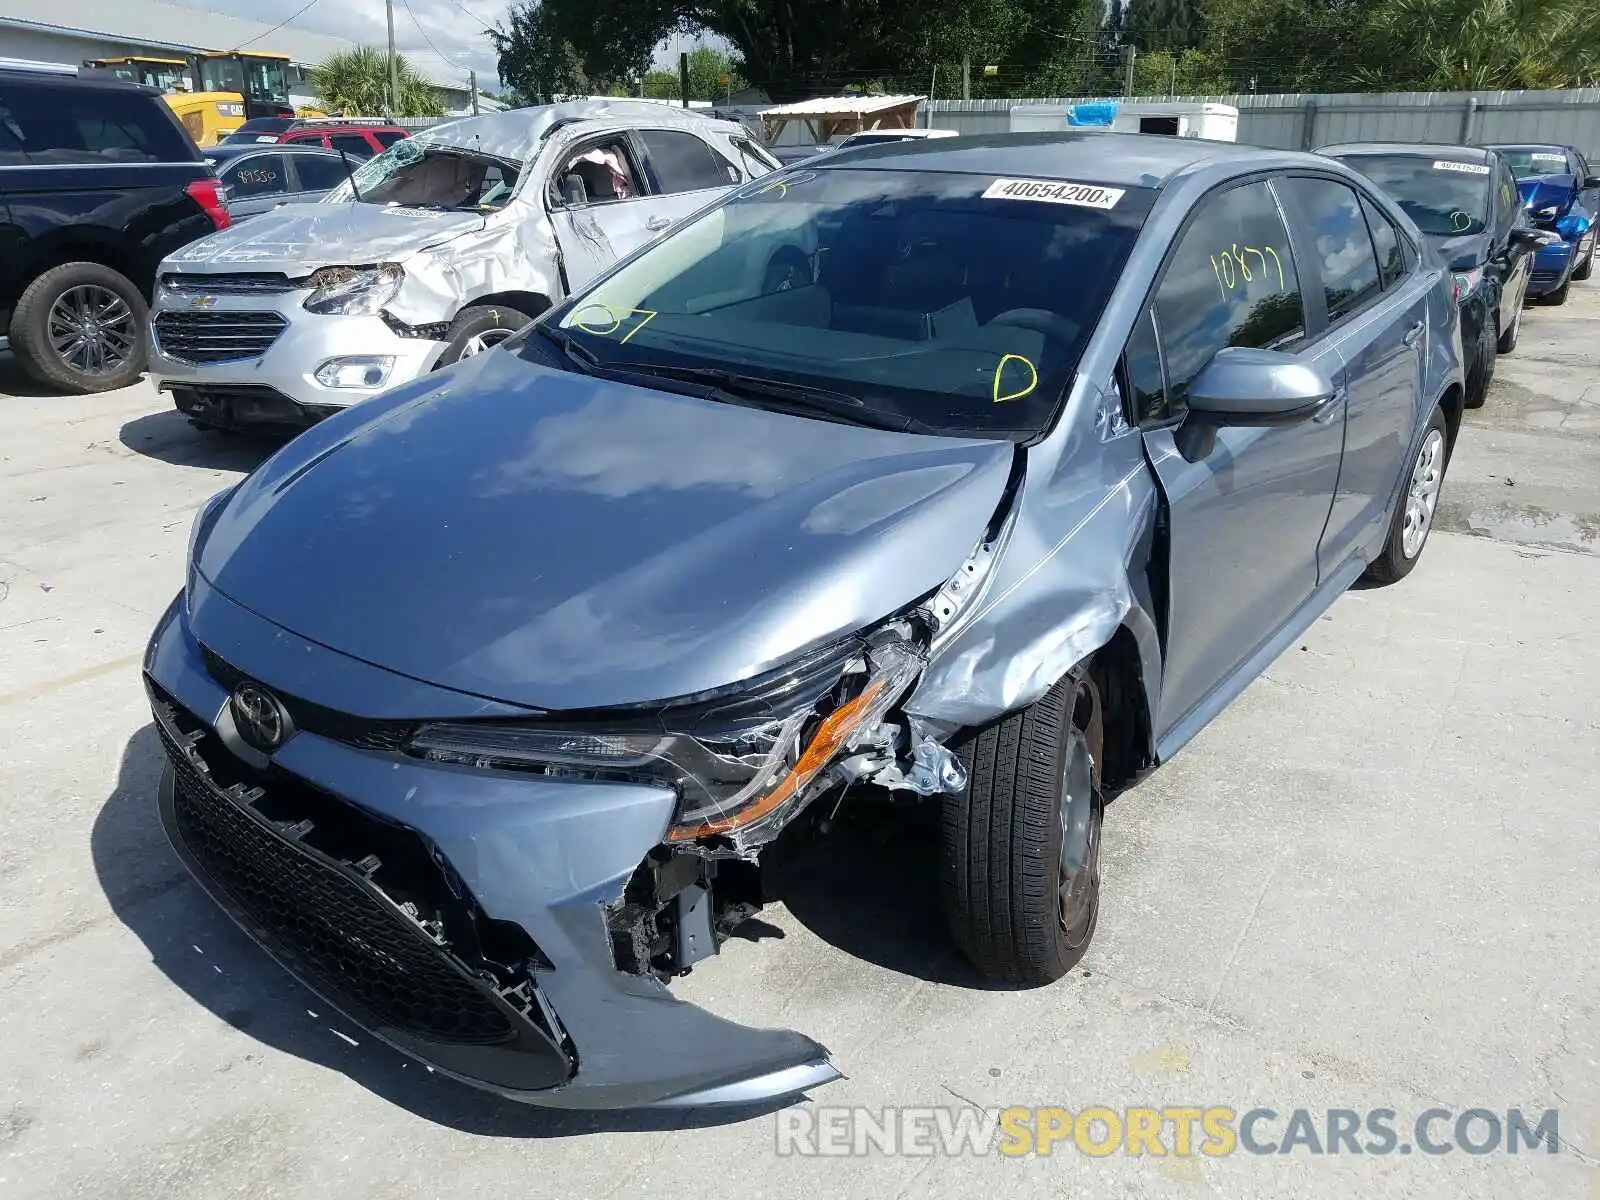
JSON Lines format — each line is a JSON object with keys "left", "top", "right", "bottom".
{"left": 962, "top": 52, "right": 970, "bottom": 100}
{"left": 679, "top": 51, "right": 690, "bottom": 108}
{"left": 469, "top": 68, "right": 479, "bottom": 114}
{"left": 1123, "top": 45, "right": 1137, "bottom": 97}
{"left": 385, "top": 0, "right": 401, "bottom": 116}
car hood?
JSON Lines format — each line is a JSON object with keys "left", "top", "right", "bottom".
{"left": 1426, "top": 231, "right": 1491, "bottom": 271}
{"left": 161, "top": 201, "right": 486, "bottom": 274}
{"left": 1518, "top": 174, "right": 1575, "bottom": 215}
{"left": 196, "top": 352, "right": 1015, "bottom": 711}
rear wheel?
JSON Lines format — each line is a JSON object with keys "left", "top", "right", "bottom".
{"left": 1364, "top": 403, "right": 1449, "bottom": 585}
{"left": 1496, "top": 302, "right": 1523, "bottom": 351}
{"left": 941, "top": 669, "right": 1105, "bottom": 986}
{"left": 1573, "top": 238, "right": 1594, "bottom": 281}
{"left": 9, "top": 262, "right": 148, "bottom": 393}
{"left": 1542, "top": 276, "right": 1570, "bottom": 307}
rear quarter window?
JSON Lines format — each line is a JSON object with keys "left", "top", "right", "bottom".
{"left": 0, "top": 81, "right": 198, "bottom": 164}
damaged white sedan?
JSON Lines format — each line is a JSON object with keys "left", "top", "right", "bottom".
{"left": 145, "top": 133, "right": 1464, "bottom": 1108}
{"left": 146, "top": 100, "right": 776, "bottom": 432}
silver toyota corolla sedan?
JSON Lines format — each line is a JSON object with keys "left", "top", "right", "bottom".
{"left": 145, "top": 133, "right": 1465, "bottom": 1111}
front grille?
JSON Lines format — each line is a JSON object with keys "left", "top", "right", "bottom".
{"left": 201, "top": 647, "right": 416, "bottom": 752}
{"left": 162, "top": 272, "right": 296, "bottom": 295}
{"left": 154, "top": 310, "right": 288, "bottom": 364}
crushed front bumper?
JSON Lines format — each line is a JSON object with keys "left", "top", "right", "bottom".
{"left": 147, "top": 286, "right": 447, "bottom": 430}
{"left": 144, "top": 588, "right": 840, "bottom": 1109}
{"left": 1525, "top": 238, "right": 1577, "bottom": 297}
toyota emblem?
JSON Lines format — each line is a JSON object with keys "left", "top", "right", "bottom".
{"left": 230, "top": 681, "right": 288, "bottom": 753}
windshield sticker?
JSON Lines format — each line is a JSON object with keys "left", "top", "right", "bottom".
{"left": 1432, "top": 160, "right": 1491, "bottom": 175}
{"left": 1210, "top": 243, "right": 1286, "bottom": 298}
{"left": 1531, "top": 152, "right": 1566, "bottom": 163}
{"left": 572, "top": 304, "right": 657, "bottom": 343}
{"left": 1450, "top": 211, "right": 1473, "bottom": 232}
{"left": 992, "top": 354, "right": 1038, "bottom": 404}
{"left": 982, "top": 178, "right": 1125, "bottom": 209}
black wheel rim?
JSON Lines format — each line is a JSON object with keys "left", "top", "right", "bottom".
{"left": 47, "top": 284, "right": 136, "bottom": 376}
{"left": 1058, "top": 677, "right": 1104, "bottom": 948}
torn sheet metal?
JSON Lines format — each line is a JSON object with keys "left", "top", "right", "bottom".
{"left": 413, "top": 99, "right": 727, "bottom": 165}
{"left": 906, "top": 377, "right": 1165, "bottom": 733}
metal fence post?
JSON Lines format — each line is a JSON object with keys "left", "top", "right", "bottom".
{"left": 1460, "top": 97, "right": 1478, "bottom": 144}
{"left": 1300, "top": 98, "right": 1318, "bottom": 150}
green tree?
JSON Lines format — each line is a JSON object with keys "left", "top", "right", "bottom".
{"left": 1361, "top": 0, "right": 1600, "bottom": 88}
{"left": 1200, "top": 0, "right": 1387, "bottom": 92}
{"left": 489, "top": 1, "right": 617, "bottom": 100}
{"left": 1131, "top": 48, "right": 1228, "bottom": 94}
{"left": 309, "top": 46, "right": 444, "bottom": 117}
{"left": 642, "top": 48, "right": 748, "bottom": 101}
{"left": 1123, "top": 0, "right": 1206, "bottom": 51}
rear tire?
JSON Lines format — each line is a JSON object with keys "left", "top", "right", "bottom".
{"left": 1364, "top": 403, "right": 1449, "bottom": 585}
{"left": 9, "top": 262, "right": 148, "bottom": 394}
{"left": 1573, "top": 242, "right": 1594, "bottom": 282}
{"left": 1465, "top": 317, "right": 1496, "bottom": 409}
{"left": 1496, "top": 303, "right": 1522, "bottom": 352}
{"left": 1542, "top": 276, "right": 1570, "bottom": 307}
{"left": 941, "top": 669, "right": 1105, "bottom": 986}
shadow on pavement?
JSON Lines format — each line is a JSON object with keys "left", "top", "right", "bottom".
{"left": 118, "top": 410, "right": 282, "bottom": 471}
{"left": 0, "top": 352, "right": 61, "bottom": 398}
{"left": 94, "top": 724, "right": 791, "bottom": 1136}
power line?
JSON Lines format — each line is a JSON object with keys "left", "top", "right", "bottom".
{"left": 438, "top": 0, "right": 501, "bottom": 36}
{"left": 230, "top": 0, "right": 327, "bottom": 51}
{"left": 400, "top": 0, "right": 459, "bottom": 69}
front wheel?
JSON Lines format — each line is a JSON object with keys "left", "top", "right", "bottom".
{"left": 1573, "top": 238, "right": 1594, "bottom": 282}
{"left": 9, "top": 262, "right": 149, "bottom": 393}
{"left": 1542, "top": 276, "right": 1571, "bottom": 307}
{"left": 435, "top": 304, "right": 539, "bottom": 368}
{"left": 941, "top": 670, "right": 1105, "bottom": 986}
{"left": 1363, "top": 403, "right": 1449, "bottom": 586}
{"left": 1496, "top": 302, "right": 1523, "bottom": 352}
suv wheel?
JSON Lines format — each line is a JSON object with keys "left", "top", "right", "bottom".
{"left": 436, "top": 305, "right": 539, "bottom": 367}
{"left": 941, "top": 668, "right": 1105, "bottom": 986}
{"left": 10, "top": 262, "right": 149, "bottom": 394}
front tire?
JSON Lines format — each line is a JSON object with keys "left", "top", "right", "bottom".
{"left": 941, "top": 670, "right": 1105, "bottom": 986}
{"left": 1496, "top": 302, "right": 1523, "bottom": 351}
{"left": 9, "top": 262, "right": 148, "bottom": 393}
{"left": 1364, "top": 403, "right": 1449, "bottom": 585}
{"left": 1465, "top": 315, "right": 1496, "bottom": 409}
{"left": 1573, "top": 239, "right": 1594, "bottom": 282}
{"left": 435, "top": 304, "right": 539, "bottom": 368}
{"left": 1542, "top": 276, "right": 1570, "bottom": 307}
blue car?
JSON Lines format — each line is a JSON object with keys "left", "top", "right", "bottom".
{"left": 1486, "top": 142, "right": 1600, "bottom": 304}
{"left": 146, "top": 134, "right": 1465, "bottom": 1109}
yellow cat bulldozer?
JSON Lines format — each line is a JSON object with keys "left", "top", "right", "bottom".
{"left": 83, "top": 51, "right": 324, "bottom": 148}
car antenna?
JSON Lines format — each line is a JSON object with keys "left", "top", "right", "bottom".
{"left": 336, "top": 145, "right": 363, "bottom": 202}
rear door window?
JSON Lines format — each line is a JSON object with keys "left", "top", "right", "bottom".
{"left": 1281, "top": 177, "right": 1382, "bottom": 324}
{"left": 330, "top": 133, "right": 375, "bottom": 159}
{"left": 292, "top": 155, "right": 350, "bottom": 192}
{"left": 374, "top": 130, "right": 408, "bottom": 148}
{"left": 0, "top": 81, "right": 196, "bottom": 164}
{"left": 1359, "top": 194, "right": 1406, "bottom": 289}
{"left": 636, "top": 128, "right": 739, "bottom": 194}
{"left": 1154, "top": 179, "right": 1306, "bottom": 410}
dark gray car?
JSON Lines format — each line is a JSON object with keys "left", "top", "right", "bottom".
{"left": 203, "top": 143, "right": 353, "bottom": 220}
{"left": 145, "top": 132, "right": 1465, "bottom": 1111}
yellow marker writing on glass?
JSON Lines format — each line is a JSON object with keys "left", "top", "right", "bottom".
{"left": 572, "top": 305, "right": 658, "bottom": 342}
{"left": 992, "top": 354, "right": 1038, "bottom": 404}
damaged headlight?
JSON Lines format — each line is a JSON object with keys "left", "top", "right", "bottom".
{"left": 405, "top": 627, "right": 924, "bottom": 846}
{"left": 302, "top": 264, "right": 404, "bottom": 316}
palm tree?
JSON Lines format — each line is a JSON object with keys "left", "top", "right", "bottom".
{"left": 310, "top": 46, "right": 446, "bottom": 118}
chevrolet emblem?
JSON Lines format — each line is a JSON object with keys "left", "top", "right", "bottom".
{"left": 189, "top": 295, "right": 218, "bottom": 308}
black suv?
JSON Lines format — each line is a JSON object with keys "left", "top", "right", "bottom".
{"left": 0, "top": 67, "right": 230, "bottom": 393}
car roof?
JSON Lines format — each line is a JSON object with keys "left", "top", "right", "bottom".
{"left": 1483, "top": 141, "right": 1575, "bottom": 153}
{"left": 811, "top": 131, "right": 1294, "bottom": 188}
{"left": 205, "top": 143, "right": 343, "bottom": 161}
{"left": 0, "top": 68, "right": 157, "bottom": 95}
{"left": 1319, "top": 141, "right": 1495, "bottom": 162}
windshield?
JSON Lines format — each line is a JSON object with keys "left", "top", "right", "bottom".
{"left": 244, "top": 58, "right": 290, "bottom": 105}
{"left": 1497, "top": 148, "right": 1572, "bottom": 179}
{"left": 538, "top": 167, "right": 1153, "bottom": 438}
{"left": 1334, "top": 154, "right": 1490, "bottom": 236}
{"left": 323, "top": 138, "right": 522, "bottom": 210}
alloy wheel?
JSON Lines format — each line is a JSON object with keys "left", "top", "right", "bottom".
{"left": 1058, "top": 676, "right": 1104, "bottom": 947}
{"left": 458, "top": 327, "right": 517, "bottom": 360}
{"left": 47, "top": 285, "right": 136, "bottom": 377}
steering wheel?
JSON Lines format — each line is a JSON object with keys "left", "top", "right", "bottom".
{"left": 761, "top": 246, "right": 812, "bottom": 293}
{"left": 987, "top": 307, "right": 1080, "bottom": 348}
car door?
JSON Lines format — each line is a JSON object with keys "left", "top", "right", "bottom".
{"left": 1277, "top": 176, "right": 1426, "bottom": 575}
{"left": 631, "top": 126, "right": 744, "bottom": 227}
{"left": 1490, "top": 158, "right": 1533, "bottom": 319}
{"left": 286, "top": 152, "right": 348, "bottom": 204}
{"left": 1134, "top": 177, "right": 1348, "bottom": 739}
{"left": 544, "top": 129, "right": 660, "bottom": 293}
{"left": 218, "top": 152, "right": 291, "bottom": 220}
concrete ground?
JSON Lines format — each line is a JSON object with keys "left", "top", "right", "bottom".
{"left": 1, "top": 289, "right": 1597, "bottom": 1199}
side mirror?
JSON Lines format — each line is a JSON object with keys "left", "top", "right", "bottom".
{"left": 1177, "top": 347, "right": 1337, "bottom": 460}
{"left": 1583, "top": 175, "right": 1600, "bottom": 190}
{"left": 1510, "top": 225, "right": 1555, "bottom": 248}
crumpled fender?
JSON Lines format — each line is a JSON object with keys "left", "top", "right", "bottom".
{"left": 906, "top": 378, "right": 1165, "bottom": 746}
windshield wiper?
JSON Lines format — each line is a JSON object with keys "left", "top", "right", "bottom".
{"left": 532, "top": 322, "right": 596, "bottom": 373}
{"left": 612, "top": 363, "right": 914, "bottom": 430}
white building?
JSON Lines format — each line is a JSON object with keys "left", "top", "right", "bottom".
{"left": 0, "top": 0, "right": 501, "bottom": 116}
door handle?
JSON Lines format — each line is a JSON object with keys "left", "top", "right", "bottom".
{"left": 1402, "top": 320, "right": 1424, "bottom": 347}
{"left": 645, "top": 215, "right": 671, "bottom": 231}
{"left": 1312, "top": 386, "right": 1347, "bottom": 424}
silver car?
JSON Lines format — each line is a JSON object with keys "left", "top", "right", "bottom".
{"left": 146, "top": 134, "right": 1463, "bottom": 1109}
{"left": 203, "top": 144, "right": 352, "bottom": 221}
{"left": 147, "top": 100, "right": 779, "bottom": 431}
